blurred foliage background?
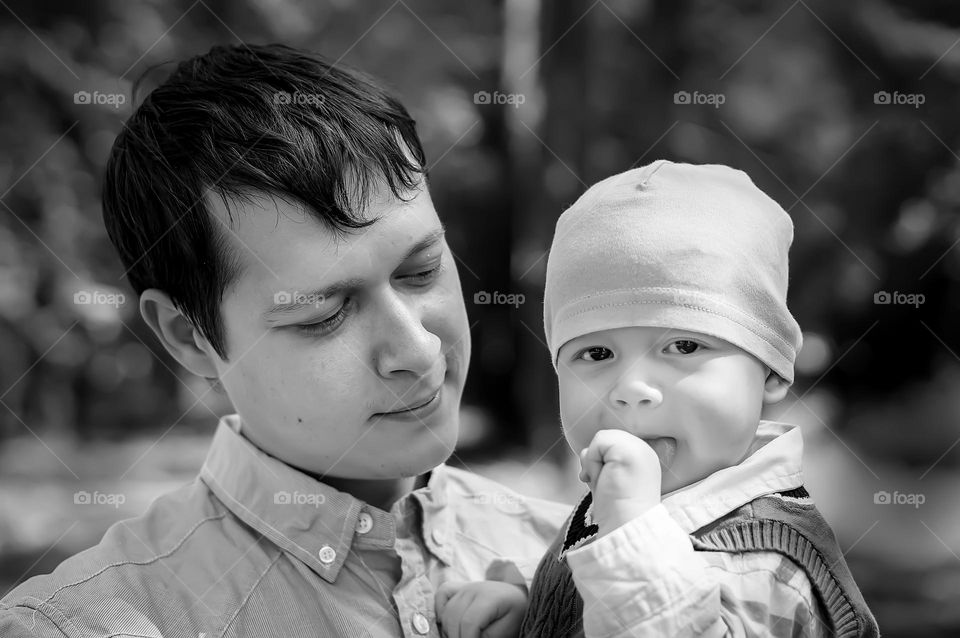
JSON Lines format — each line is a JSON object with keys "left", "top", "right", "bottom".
{"left": 1, "top": 0, "right": 960, "bottom": 634}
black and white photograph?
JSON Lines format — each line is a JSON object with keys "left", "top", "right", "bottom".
{"left": 0, "top": 1, "right": 956, "bottom": 636}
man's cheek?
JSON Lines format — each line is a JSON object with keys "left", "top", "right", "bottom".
{"left": 446, "top": 255, "right": 470, "bottom": 301}
{"left": 422, "top": 292, "right": 465, "bottom": 343}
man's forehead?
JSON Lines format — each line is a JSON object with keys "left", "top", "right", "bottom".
{"left": 205, "top": 187, "right": 440, "bottom": 289}
{"left": 207, "top": 191, "right": 338, "bottom": 257}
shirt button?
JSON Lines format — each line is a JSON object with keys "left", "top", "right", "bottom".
{"left": 411, "top": 612, "right": 430, "bottom": 635}
{"left": 318, "top": 545, "right": 336, "bottom": 564}
{"left": 432, "top": 528, "right": 445, "bottom": 546}
{"left": 356, "top": 512, "right": 373, "bottom": 535}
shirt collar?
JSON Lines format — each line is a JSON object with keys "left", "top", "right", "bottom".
{"left": 661, "top": 420, "right": 804, "bottom": 532}
{"left": 409, "top": 468, "right": 455, "bottom": 566}
{"left": 560, "top": 420, "right": 805, "bottom": 557}
{"left": 199, "top": 414, "right": 454, "bottom": 582}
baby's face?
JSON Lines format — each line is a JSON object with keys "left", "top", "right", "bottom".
{"left": 557, "top": 326, "right": 786, "bottom": 494}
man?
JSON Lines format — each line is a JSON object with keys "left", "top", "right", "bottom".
{"left": 0, "top": 43, "right": 567, "bottom": 638}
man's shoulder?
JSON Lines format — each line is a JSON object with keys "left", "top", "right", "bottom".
{"left": 0, "top": 479, "right": 271, "bottom": 637}
{"left": 2, "top": 480, "right": 212, "bottom": 597}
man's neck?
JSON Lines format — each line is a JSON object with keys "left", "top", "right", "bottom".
{"left": 319, "top": 473, "right": 429, "bottom": 511}
{"left": 235, "top": 423, "right": 432, "bottom": 511}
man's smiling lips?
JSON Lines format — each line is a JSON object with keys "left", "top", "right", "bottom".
{"left": 374, "top": 384, "right": 443, "bottom": 417}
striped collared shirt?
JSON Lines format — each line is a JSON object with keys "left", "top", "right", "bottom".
{"left": 0, "top": 414, "right": 568, "bottom": 638}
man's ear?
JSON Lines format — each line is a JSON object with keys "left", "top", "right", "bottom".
{"left": 139, "top": 289, "right": 220, "bottom": 380}
{"left": 762, "top": 370, "right": 790, "bottom": 405}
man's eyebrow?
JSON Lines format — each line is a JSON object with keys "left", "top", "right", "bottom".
{"left": 400, "top": 225, "right": 446, "bottom": 261}
{"left": 262, "top": 225, "right": 446, "bottom": 320}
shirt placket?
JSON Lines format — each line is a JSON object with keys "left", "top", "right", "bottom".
{"left": 392, "top": 497, "right": 440, "bottom": 638}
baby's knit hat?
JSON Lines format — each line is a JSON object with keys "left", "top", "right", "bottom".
{"left": 543, "top": 159, "right": 802, "bottom": 383}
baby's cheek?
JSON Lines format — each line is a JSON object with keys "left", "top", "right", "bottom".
{"left": 559, "top": 393, "right": 595, "bottom": 449}
{"left": 699, "top": 406, "right": 757, "bottom": 463}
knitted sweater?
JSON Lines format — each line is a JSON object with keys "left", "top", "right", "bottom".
{"left": 520, "top": 487, "right": 879, "bottom": 637}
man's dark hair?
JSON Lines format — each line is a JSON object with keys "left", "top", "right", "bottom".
{"left": 103, "top": 43, "right": 427, "bottom": 360}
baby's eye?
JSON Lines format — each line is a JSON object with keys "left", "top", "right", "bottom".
{"left": 665, "top": 340, "right": 700, "bottom": 355}
{"left": 577, "top": 346, "right": 613, "bottom": 362}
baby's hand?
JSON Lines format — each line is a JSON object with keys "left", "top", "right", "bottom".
{"left": 579, "top": 429, "right": 662, "bottom": 537}
{"left": 435, "top": 580, "right": 527, "bottom": 638}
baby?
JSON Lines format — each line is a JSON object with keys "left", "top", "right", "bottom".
{"left": 438, "top": 160, "right": 879, "bottom": 638}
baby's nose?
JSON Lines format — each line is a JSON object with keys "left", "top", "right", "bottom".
{"left": 609, "top": 374, "right": 663, "bottom": 409}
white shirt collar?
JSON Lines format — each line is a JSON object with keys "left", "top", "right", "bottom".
{"left": 661, "top": 420, "right": 805, "bottom": 533}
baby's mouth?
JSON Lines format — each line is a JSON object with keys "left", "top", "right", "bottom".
{"left": 643, "top": 437, "right": 678, "bottom": 468}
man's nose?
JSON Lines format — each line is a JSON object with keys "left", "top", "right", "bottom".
{"left": 374, "top": 293, "right": 441, "bottom": 379}
{"left": 609, "top": 364, "right": 663, "bottom": 409}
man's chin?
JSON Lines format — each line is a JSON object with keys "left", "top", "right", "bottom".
{"left": 402, "top": 427, "right": 458, "bottom": 476}
{"left": 344, "top": 428, "right": 457, "bottom": 481}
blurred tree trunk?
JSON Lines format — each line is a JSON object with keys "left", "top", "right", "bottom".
{"left": 511, "top": 0, "right": 589, "bottom": 460}
{"left": 512, "top": 0, "right": 688, "bottom": 461}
